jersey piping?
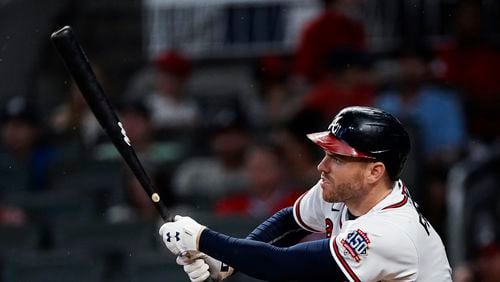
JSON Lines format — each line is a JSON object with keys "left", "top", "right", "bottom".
{"left": 330, "top": 235, "right": 361, "bottom": 282}
{"left": 293, "top": 192, "right": 322, "bottom": 232}
{"left": 382, "top": 182, "right": 409, "bottom": 210}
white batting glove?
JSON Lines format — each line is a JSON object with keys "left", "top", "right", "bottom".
{"left": 159, "top": 215, "right": 206, "bottom": 256}
{"left": 200, "top": 253, "right": 234, "bottom": 281}
{"left": 177, "top": 256, "right": 210, "bottom": 282}
{"left": 177, "top": 253, "right": 234, "bottom": 281}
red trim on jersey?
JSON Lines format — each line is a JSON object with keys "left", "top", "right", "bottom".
{"left": 332, "top": 236, "right": 361, "bottom": 282}
{"left": 382, "top": 182, "right": 410, "bottom": 210}
{"left": 294, "top": 193, "right": 321, "bottom": 232}
{"left": 401, "top": 182, "right": 409, "bottom": 196}
{"left": 382, "top": 195, "right": 408, "bottom": 210}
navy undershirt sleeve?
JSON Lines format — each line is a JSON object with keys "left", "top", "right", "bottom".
{"left": 199, "top": 229, "right": 347, "bottom": 281}
{"left": 246, "top": 207, "right": 311, "bottom": 246}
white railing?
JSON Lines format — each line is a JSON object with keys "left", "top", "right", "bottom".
{"left": 142, "top": 0, "right": 462, "bottom": 59}
{"left": 142, "top": 0, "right": 320, "bottom": 59}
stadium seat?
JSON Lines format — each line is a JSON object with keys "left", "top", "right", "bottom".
{"left": 2, "top": 251, "right": 104, "bottom": 282}
{"left": 121, "top": 250, "right": 185, "bottom": 282}
{"left": 122, "top": 250, "right": 267, "bottom": 282}
{"left": 48, "top": 159, "right": 125, "bottom": 205}
{"left": 0, "top": 225, "right": 40, "bottom": 255}
{"left": 51, "top": 219, "right": 157, "bottom": 256}
{"left": 2, "top": 190, "right": 96, "bottom": 224}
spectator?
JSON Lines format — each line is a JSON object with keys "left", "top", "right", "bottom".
{"left": 0, "top": 96, "right": 59, "bottom": 191}
{"left": 301, "top": 48, "right": 375, "bottom": 120}
{"left": 433, "top": 0, "right": 500, "bottom": 142}
{"left": 172, "top": 112, "right": 251, "bottom": 208}
{"left": 376, "top": 50, "right": 467, "bottom": 236}
{"left": 143, "top": 49, "right": 200, "bottom": 131}
{"left": 376, "top": 50, "right": 467, "bottom": 165}
{"left": 274, "top": 109, "right": 325, "bottom": 188}
{"left": 453, "top": 242, "right": 500, "bottom": 282}
{"left": 294, "top": 0, "right": 365, "bottom": 84}
{"left": 473, "top": 243, "right": 500, "bottom": 282}
{"left": 116, "top": 100, "right": 154, "bottom": 156}
{"left": 253, "top": 55, "right": 299, "bottom": 128}
{"left": 215, "top": 142, "right": 305, "bottom": 218}
{"left": 0, "top": 204, "right": 26, "bottom": 226}
{"left": 50, "top": 65, "right": 107, "bottom": 152}
{"left": 93, "top": 99, "right": 187, "bottom": 165}
{"left": 105, "top": 171, "right": 163, "bottom": 223}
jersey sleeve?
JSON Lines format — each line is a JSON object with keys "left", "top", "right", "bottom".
{"left": 329, "top": 217, "right": 419, "bottom": 282}
{"left": 292, "top": 181, "right": 327, "bottom": 232}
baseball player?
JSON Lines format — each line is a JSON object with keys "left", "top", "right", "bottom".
{"left": 159, "top": 106, "right": 452, "bottom": 281}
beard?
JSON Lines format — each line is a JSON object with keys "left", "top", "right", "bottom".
{"left": 322, "top": 175, "right": 365, "bottom": 203}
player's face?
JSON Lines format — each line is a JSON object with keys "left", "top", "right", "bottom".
{"left": 317, "top": 152, "right": 372, "bottom": 203}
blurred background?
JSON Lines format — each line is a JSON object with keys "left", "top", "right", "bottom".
{"left": 0, "top": 0, "right": 499, "bottom": 281}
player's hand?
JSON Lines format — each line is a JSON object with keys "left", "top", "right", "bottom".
{"left": 177, "top": 255, "right": 210, "bottom": 282}
{"left": 200, "top": 253, "right": 234, "bottom": 281}
{"left": 178, "top": 253, "right": 234, "bottom": 281}
{"left": 159, "top": 215, "right": 206, "bottom": 255}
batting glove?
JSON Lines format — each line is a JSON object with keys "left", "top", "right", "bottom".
{"left": 177, "top": 255, "right": 210, "bottom": 282}
{"left": 201, "top": 253, "right": 234, "bottom": 281}
{"left": 159, "top": 215, "right": 206, "bottom": 256}
{"left": 178, "top": 253, "right": 234, "bottom": 281}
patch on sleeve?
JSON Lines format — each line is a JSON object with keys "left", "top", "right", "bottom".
{"left": 340, "top": 229, "right": 371, "bottom": 262}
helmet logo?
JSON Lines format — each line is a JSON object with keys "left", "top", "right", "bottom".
{"left": 328, "top": 116, "right": 342, "bottom": 135}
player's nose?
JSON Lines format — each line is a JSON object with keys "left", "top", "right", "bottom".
{"left": 317, "top": 156, "right": 329, "bottom": 173}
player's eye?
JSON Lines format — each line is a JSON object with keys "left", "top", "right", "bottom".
{"left": 326, "top": 153, "right": 344, "bottom": 165}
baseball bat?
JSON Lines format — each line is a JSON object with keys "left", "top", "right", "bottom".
{"left": 51, "top": 26, "right": 216, "bottom": 282}
{"left": 50, "top": 26, "right": 172, "bottom": 222}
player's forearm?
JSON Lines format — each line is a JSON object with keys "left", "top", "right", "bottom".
{"left": 246, "top": 207, "right": 311, "bottom": 246}
{"left": 199, "top": 229, "right": 346, "bottom": 281}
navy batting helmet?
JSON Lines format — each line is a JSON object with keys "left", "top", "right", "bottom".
{"left": 307, "top": 106, "right": 411, "bottom": 181}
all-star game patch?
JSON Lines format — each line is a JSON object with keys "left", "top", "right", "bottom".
{"left": 341, "top": 229, "right": 371, "bottom": 262}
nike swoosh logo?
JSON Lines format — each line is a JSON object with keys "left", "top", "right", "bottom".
{"left": 331, "top": 206, "right": 340, "bottom": 212}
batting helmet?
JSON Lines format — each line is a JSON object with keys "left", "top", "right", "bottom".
{"left": 307, "top": 106, "right": 410, "bottom": 181}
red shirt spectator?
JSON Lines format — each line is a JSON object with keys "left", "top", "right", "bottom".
{"left": 215, "top": 189, "right": 303, "bottom": 217}
{"left": 301, "top": 48, "right": 375, "bottom": 119}
{"left": 432, "top": 0, "right": 500, "bottom": 141}
{"left": 434, "top": 42, "right": 500, "bottom": 100}
{"left": 214, "top": 143, "right": 305, "bottom": 218}
{"left": 0, "top": 206, "right": 26, "bottom": 225}
{"left": 294, "top": 1, "right": 365, "bottom": 83}
{"left": 303, "top": 78, "right": 374, "bottom": 119}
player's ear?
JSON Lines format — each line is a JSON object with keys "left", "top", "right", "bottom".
{"left": 365, "top": 161, "right": 386, "bottom": 184}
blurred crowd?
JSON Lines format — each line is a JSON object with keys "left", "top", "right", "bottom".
{"left": 1, "top": 0, "right": 499, "bottom": 281}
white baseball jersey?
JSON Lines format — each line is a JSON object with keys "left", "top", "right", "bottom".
{"left": 293, "top": 180, "right": 452, "bottom": 282}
